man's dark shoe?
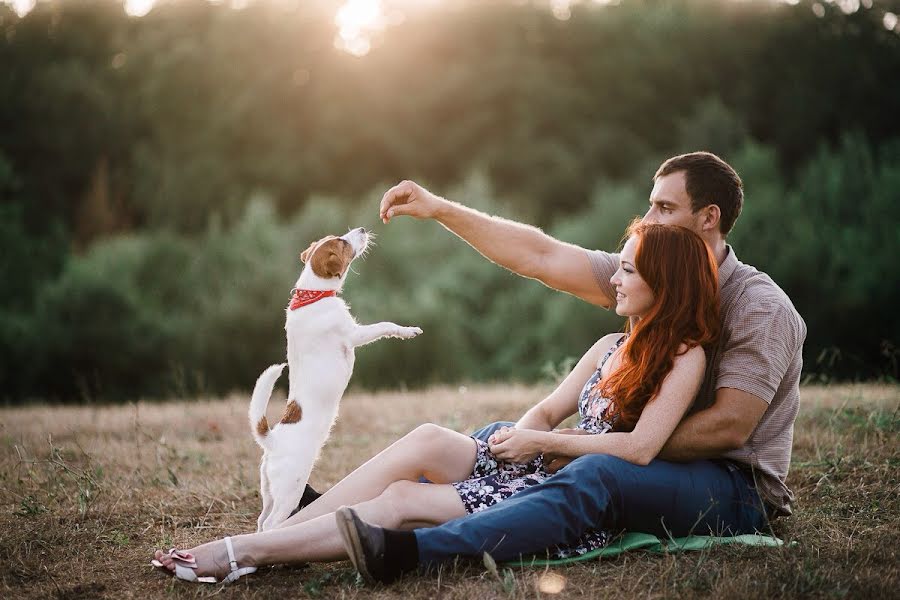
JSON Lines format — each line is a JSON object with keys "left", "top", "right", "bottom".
{"left": 335, "top": 506, "right": 388, "bottom": 584}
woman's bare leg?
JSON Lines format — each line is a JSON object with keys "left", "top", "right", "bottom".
{"left": 276, "top": 424, "right": 477, "bottom": 528}
{"left": 154, "top": 481, "right": 465, "bottom": 579}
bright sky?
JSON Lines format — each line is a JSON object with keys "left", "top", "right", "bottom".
{"left": 3, "top": 0, "right": 897, "bottom": 56}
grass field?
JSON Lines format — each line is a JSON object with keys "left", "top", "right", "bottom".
{"left": 1, "top": 383, "right": 898, "bottom": 599}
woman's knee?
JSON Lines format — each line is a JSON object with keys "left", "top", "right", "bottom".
{"left": 406, "top": 423, "right": 451, "bottom": 445}
{"left": 398, "top": 423, "right": 457, "bottom": 460}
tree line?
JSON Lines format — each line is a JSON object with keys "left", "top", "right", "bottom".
{"left": 1, "top": 0, "right": 898, "bottom": 401}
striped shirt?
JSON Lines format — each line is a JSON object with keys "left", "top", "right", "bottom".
{"left": 587, "top": 246, "right": 806, "bottom": 516}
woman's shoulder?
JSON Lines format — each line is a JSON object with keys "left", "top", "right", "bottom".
{"left": 596, "top": 332, "right": 627, "bottom": 352}
{"left": 674, "top": 343, "right": 706, "bottom": 369}
{"left": 598, "top": 332, "right": 626, "bottom": 346}
{"left": 594, "top": 333, "right": 626, "bottom": 368}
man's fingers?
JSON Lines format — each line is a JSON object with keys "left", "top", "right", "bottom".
{"left": 381, "top": 196, "right": 412, "bottom": 223}
{"left": 490, "top": 427, "right": 510, "bottom": 444}
{"left": 378, "top": 188, "right": 394, "bottom": 217}
{"left": 386, "top": 203, "right": 415, "bottom": 220}
{"left": 379, "top": 181, "right": 417, "bottom": 220}
{"left": 379, "top": 188, "right": 405, "bottom": 220}
{"left": 379, "top": 185, "right": 404, "bottom": 218}
{"left": 545, "top": 458, "right": 561, "bottom": 473}
{"left": 545, "top": 457, "right": 573, "bottom": 473}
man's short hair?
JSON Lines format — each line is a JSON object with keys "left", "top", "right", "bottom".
{"left": 654, "top": 151, "right": 744, "bottom": 235}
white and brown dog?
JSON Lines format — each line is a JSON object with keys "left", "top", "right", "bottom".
{"left": 249, "top": 227, "right": 421, "bottom": 531}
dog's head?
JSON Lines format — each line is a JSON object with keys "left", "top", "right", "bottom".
{"left": 299, "top": 227, "right": 369, "bottom": 280}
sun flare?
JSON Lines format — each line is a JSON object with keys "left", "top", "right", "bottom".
{"left": 2, "top": 0, "right": 896, "bottom": 56}
{"left": 334, "top": 0, "right": 386, "bottom": 56}
{"left": 125, "top": 0, "right": 155, "bottom": 17}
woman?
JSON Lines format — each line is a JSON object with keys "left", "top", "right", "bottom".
{"left": 152, "top": 221, "right": 719, "bottom": 583}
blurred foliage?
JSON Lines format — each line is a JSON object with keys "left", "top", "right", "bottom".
{"left": 0, "top": 0, "right": 898, "bottom": 401}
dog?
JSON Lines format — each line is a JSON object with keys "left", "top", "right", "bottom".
{"left": 248, "top": 227, "right": 422, "bottom": 531}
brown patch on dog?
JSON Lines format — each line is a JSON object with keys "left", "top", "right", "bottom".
{"left": 280, "top": 400, "right": 303, "bottom": 424}
{"left": 256, "top": 416, "right": 270, "bottom": 437}
{"left": 308, "top": 237, "right": 354, "bottom": 279}
{"left": 299, "top": 238, "right": 326, "bottom": 263}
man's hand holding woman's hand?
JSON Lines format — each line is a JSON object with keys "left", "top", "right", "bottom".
{"left": 379, "top": 180, "right": 446, "bottom": 224}
{"left": 488, "top": 426, "right": 591, "bottom": 467}
{"left": 488, "top": 426, "right": 545, "bottom": 463}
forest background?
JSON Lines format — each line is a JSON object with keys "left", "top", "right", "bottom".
{"left": 2, "top": 0, "right": 899, "bottom": 403}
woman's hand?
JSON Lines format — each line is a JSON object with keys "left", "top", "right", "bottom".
{"left": 488, "top": 427, "right": 547, "bottom": 463}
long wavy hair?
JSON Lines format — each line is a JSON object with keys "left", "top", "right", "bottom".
{"left": 601, "top": 221, "right": 720, "bottom": 431}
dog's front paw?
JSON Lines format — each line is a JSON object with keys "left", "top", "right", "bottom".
{"left": 396, "top": 326, "right": 423, "bottom": 339}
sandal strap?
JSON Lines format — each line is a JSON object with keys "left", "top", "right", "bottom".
{"left": 224, "top": 536, "right": 238, "bottom": 573}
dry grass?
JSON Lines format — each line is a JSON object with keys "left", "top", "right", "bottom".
{"left": 1, "top": 383, "right": 898, "bottom": 599}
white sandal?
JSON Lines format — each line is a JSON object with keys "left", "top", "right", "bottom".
{"left": 151, "top": 536, "right": 257, "bottom": 584}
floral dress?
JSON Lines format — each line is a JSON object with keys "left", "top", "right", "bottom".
{"left": 451, "top": 335, "right": 626, "bottom": 559}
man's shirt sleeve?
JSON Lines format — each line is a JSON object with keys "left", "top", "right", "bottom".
{"left": 585, "top": 250, "right": 618, "bottom": 310}
{"left": 716, "top": 300, "right": 806, "bottom": 404}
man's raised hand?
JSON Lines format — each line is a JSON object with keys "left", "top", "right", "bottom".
{"left": 379, "top": 180, "right": 444, "bottom": 224}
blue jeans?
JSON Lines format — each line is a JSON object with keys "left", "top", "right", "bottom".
{"left": 415, "top": 421, "right": 768, "bottom": 564}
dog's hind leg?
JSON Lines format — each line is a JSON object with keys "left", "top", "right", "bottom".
{"left": 257, "top": 455, "right": 275, "bottom": 533}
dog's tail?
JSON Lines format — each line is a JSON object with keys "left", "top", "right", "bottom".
{"left": 249, "top": 363, "right": 286, "bottom": 449}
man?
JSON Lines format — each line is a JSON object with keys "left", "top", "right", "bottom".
{"left": 337, "top": 152, "right": 806, "bottom": 583}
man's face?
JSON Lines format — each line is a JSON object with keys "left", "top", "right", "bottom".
{"left": 643, "top": 171, "right": 704, "bottom": 234}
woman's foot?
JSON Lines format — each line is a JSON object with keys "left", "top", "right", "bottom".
{"left": 153, "top": 536, "right": 255, "bottom": 582}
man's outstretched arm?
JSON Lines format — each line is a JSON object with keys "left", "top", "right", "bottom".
{"left": 380, "top": 180, "right": 613, "bottom": 307}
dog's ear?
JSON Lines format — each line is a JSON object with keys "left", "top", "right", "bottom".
{"left": 299, "top": 241, "right": 317, "bottom": 264}
{"left": 324, "top": 254, "right": 345, "bottom": 278}
{"left": 310, "top": 238, "right": 351, "bottom": 278}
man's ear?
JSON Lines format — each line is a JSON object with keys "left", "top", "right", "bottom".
{"left": 300, "top": 242, "right": 317, "bottom": 263}
{"left": 702, "top": 204, "right": 721, "bottom": 233}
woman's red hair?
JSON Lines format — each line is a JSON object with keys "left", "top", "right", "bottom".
{"left": 601, "top": 221, "right": 720, "bottom": 431}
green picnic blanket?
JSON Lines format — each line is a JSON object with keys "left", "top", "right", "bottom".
{"left": 506, "top": 532, "right": 785, "bottom": 567}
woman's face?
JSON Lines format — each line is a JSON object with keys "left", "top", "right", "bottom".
{"left": 610, "top": 236, "right": 655, "bottom": 318}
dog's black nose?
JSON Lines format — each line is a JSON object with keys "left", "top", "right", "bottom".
{"left": 356, "top": 227, "right": 367, "bottom": 234}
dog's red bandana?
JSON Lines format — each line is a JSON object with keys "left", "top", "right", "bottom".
{"left": 289, "top": 289, "right": 336, "bottom": 310}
